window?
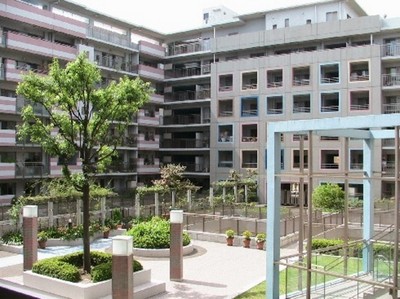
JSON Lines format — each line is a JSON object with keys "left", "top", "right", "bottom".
{"left": 321, "top": 92, "right": 340, "bottom": 113}
{"left": 242, "top": 124, "right": 258, "bottom": 142}
{"left": 272, "top": 24, "right": 277, "bottom": 29}
{"left": 326, "top": 11, "right": 338, "bottom": 22}
{"left": 293, "top": 134, "right": 308, "bottom": 142}
{"left": 242, "top": 150, "right": 258, "bottom": 168}
{"left": 218, "top": 124, "right": 233, "bottom": 142}
{"left": 349, "top": 61, "right": 369, "bottom": 82}
{"left": 350, "top": 90, "right": 369, "bottom": 111}
{"left": 285, "top": 18, "right": 289, "bottom": 27}
{"left": 241, "top": 96, "right": 258, "bottom": 117}
{"left": 267, "top": 95, "right": 283, "bottom": 115}
{"left": 350, "top": 149, "right": 363, "bottom": 170}
{"left": 293, "top": 94, "right": 311, "bottom": 113}
{"left": 320, "top": 136, "right": 339, "bottom": 141}
{"left": 292, "top": 150, "right": 308, "bottom": 169}
{"left": 293, "top": 66, "right": 310, "bottom": 86}
{"left": 218, "top": 99, "right": 233, "bottom": 117}
{"left": 306, "top": 19, "right": 312, "bottom": 24}
{"left": 267, "top": 69, "right": 283, "bottom": 88}
{"left": 383, "top": 96, "right": 400, "bottom": 114}
{"left": 242, "top": 71, "right": 258, "bottom": 90}
{"left": 219, "top": 74, "right": 233, "bottom": 92}
{"left": 218, "top": 151, "right": 233, "bottom": 168}
{"left": 320, "top": 63, "right": 340, "bottom": 84}
{"left": 58, "top": 154, "right": 78, "bottom": 166}
{"left": 321, "top": 150, "right": 339, "bottom": 169}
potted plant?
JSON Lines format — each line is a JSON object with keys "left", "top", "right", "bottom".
{"left": 102, "top": 226, "right": 110, "bottom": 238}
{"left": 225, "top": 229, "right": 235, "bottom": 246}
{"left": 37, "top": 231, "right": 48, "bottom": 249}
{"left": 112, "top": 209, "right": 123, "bottom": 228}
{"left": 242, "top": 230, "right": 252, "bottom": 248}
{"left": 255, "top": 233, "right": 266, "bottom": 250}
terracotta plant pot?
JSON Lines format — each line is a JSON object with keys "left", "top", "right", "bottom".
{"left": 243, "top": 239, "right": 251, "bottom": 248}
{"left": 256, "top": 241, "right": 265, "bottom": 250}
{"left": 103, "top": 230, "right": 110, "bottom": 238}
{"left": 226, "top": 237, "right": 234, "bottom": 246}
{"left": 38, "top": 240, "right": 47, "bottom": 249}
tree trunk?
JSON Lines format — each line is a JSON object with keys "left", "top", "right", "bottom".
{"left": 82, "top": 180, "right": 91, "bottom": 273}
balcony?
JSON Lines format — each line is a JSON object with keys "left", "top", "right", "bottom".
{"left": 383, "top": 103, "right": 400, "bottom": 114}
{"left": 137, "top": 64, "right": 164, "bottom": 81}
{"left": 149, "top": 94, "right": 164, "bottom": 104}
{"left": 0, "top": 194, "right": 14, "bottom": 206}
{"left": 0, "top": 163, "right": 15, "bottom": 178}
{"left": 382, "top": 73, "right": 400, "bottom": 87}
{"left": 0, "top": 96, "right": 16, "bottom": 113}
{"left": 162, "top": 138, "right": 209, "bottom": 149}
{"left": 163, "top": 114, "right": 204, "bottom": 125}
{"left": 0, "top": 63, "right": 4, "bottom": 80}
{"left": 165, "top": 64, "right": 210, "bottom": 79}
{"left": 16, "top": 162, "right": 49, "bottom": 178}
{"left": 16, "top": 96, "right": 48, "bottom": 116}
{"left": 6, "top": 31, "right": 77, "bottom": 61}
{"left": 138, "top": 41, "right": 165, "bottom": 58}
{"left": 0, "top": 0, "right": 86, "bottom": 38}
{"left": 180, "top": 163, "right": 209, "bottom": 173}
{"left": 106, "top": 162, "right": 137, "bottom": 174}
{"left": 137, "top": 158, "right": 160, "bottom": 173}
{"left": 88, "top": 26, "right": 137, "bottom": 49}
{"left": 164, "top": 89, "right": 210, "bottom": 103}
{"left": 95, "top": 55, "right": 136, "bottom": 73}
{"left": 137, "top": 110, "right": 160, "bottom": 126}
{"left": 382, "top": 43, "right": 400, "bottom": 57}
{"left": 137, "top": 134, "right": 159, "bottom": 149}
{"left": 50, "top": 162, "right": 81, "bottom": 176}
{"left": 5, "top": 59, "right": 48, "bottom": 82}
{"left": 167, "top": 39, "right": 211, "bottom": 56}
{"left": 0, "top": 129, "right": 16, "bottom": 145}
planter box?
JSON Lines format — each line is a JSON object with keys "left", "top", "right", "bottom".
{"left": 133, "top": 242, "right": 194, "bottom": 257}
{"left": 24, "top": 268, "right": 164, "bottom": 299}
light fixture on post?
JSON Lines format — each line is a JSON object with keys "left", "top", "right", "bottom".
{"left": 170, "top": 209, "right": 183, "bottom": 281}
{"left": 23, "top": 205, "right": 38, "bottom": 271}
{"left": 112, "top": 235, "right": 133, "bottom": 299}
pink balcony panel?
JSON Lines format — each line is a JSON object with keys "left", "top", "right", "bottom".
{"left": 0, "top": 163, "right": 15, "bottom": 179}
{"left": 138, "top": 64, "right": 164, "bottom": 81}
{"left": 137, "top": 110, "right": 160, "bottom": 126}
{"left": 50, "top": 158, "right": 82, "bottom": 176}
{"left": 0, "top": 0, "right": 86, "bottom": 38}
{"left": 0, "top": 129, "right": 16, "bottom": 145}
{"left": 137, "top": 134, "right": 160, "bottom": 149}
{"left": 7, "top": 31, "right": 77, "bottom": 61}
{"left": 137, "top": 158, "right": 160, "bottom": 174}
{"left": 0, "top": 194, "right": 14, "bottom": 206}
{"left": 138, "top": 41, "right": 165, "bottom": 58}
{"left": 5, "top": 59, "right": 47, "bottom": 82}
{"left": 149, "top": 94, "right": 164, "bottom": 104}
{"left": 0, "top": 96, "right": 16, "bottom": 113}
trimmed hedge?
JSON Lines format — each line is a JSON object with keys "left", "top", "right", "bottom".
{"left": 126, "top": 217, "right": 191, "bottom": 249}
{"left": 32, "top": 259, "right": 81, "bottom": 282}
{"left": 32, "top": 251, "right": 143, "bottom": 283}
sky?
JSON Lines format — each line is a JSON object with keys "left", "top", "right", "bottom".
{"left": 73, "top": 0, "right": 400, "bottom": 33}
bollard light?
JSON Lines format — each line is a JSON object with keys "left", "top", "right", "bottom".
{"left": 23, "top": 205, "right": 38, "bottom": 218}
{"left": 170, "top": 209, "right": 183, "bottom": 224}
{"left": 112, "top": 235, "right": 133, "bottom": 256}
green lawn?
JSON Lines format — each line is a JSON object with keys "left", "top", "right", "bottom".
{"left": 235, "top": 255, "right": 364, "bottom": 299}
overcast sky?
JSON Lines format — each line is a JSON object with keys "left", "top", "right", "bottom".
{"left": 73, "top": 0, "right": 400, "bottom": 33}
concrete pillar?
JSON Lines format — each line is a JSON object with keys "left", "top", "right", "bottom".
{"left": 112, "top": 236, "right": 133, "bottom": 299}
{"left": 135, "top": 193, "right": 140, "bottom": 218}
{"left": 170, "top": 210, "right": 183, "bottom": 281}
{"left": 23, "top": 205, "right": 38, "bottom": 271}
{"left": 48, "top": 201, "right": 53, "bottom": 227}
{"left": 155, "top": 192, "right": 160, "bottom": 216}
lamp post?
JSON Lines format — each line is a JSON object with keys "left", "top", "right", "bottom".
{"left": 112, "top": 235, "right": 133, "bottom": 299}
{"left": 23, "top": 205, "right": 38, "bottom": 271}
{"left": 170, "top": 209, "right": 183, "bottom": 281}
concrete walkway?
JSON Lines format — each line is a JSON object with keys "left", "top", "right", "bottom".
{"left": 0, "top": 238, "right": 299, "bottom": 298}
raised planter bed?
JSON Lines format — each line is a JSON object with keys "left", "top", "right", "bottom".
{"left": 23, "top": 268, "right": 165, "bottom": 299}
{"left": 133, "top": 241, "right": 194, "bottom": 257}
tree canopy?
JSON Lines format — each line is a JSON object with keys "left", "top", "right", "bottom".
{"left": 16, "top": 52, "right": 152, "bottom": 272}
{"left": 312, "top": 183, "right": 345, "bottom": 212}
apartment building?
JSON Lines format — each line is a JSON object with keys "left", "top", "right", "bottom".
{"left": 0, "top": 0, "right": 398, "bottom": 205}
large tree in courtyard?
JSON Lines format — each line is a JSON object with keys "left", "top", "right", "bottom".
{"left": 16, "top": 53, "right": 152, "bottom": 272}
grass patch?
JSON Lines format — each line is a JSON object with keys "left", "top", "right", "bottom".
{"left": 235, "top": 255, "right": 364, "bottom": 298}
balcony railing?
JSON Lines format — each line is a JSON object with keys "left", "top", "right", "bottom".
{"left": 292, "top": 77, "right": 310, "bottom": 86}
{"left": 106, "top": 162, "right": 137, "bottom": 173}
{"left": 383, "top": 103, "right": 400, "bottom": 114}
{"left": 321, "top": 105, "right": 339, "bottom": 113}
{"left": 267, "top": 81, "right": 283, "bottom": 88}
{"left": 241, "top": 136, "right": 258, "bottom": 142}
{"left": 382, "top": 74, "right": 400, "bottom": 87}
{"left": 219, "top": 85, "right": 233, "bottom": 92}
{"left": 293, "top": 106, "right": 311, "bottom": 113}
{"left": 382, "top": 43, "right": 400, "bottom": 57}
{"left": 350, "top": 103, "right": 369, "bottom": 111}
{"left": 218, "top": 161, "right": 233, "bottom": 168}
{"left": 167, "top": 40, "right": 211, "bottom": 56}
{"left": 15, "top": 162, "right": 49, "bottom": 177}
{"left": 165, "top": 64, "right": 210, "bottom": 79}
{"left": 163, "top": 114, "right": 203, "bottom": 125}
{"left": 162, "top": 138, "right": 209, "bottom": 148}
{"left": 88, "top": 26, "right": 137, "bottom": 49}
{"left": 241, "top": 162, "right": 258, "bottom": 168}
{"left": 321, "top": 76, "right": 339, "bottom": 84}
{"left": 320, "top": 163, "right": 339, "bottom": 169}
{"left": 179, "top": 163, "right": 209, "bottom": 173}
{"left": 267, "top": 108, "right": 283, "bottom": 115}
{"left": 16, "top": 96, "right": 49, "bottom": 116}
{"left": 164, "top": 89, "right": 210, "bottom": 102}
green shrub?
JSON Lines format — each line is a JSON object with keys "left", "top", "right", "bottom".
{"left": 32, "top": 258, "right": 80, "bottom": 282}
{"left": 59, "top": 251, "right": 112, "bottom": 268}
{"left": 91, "top": 260, "right": 143, "bottom": 282}
{"left": 1, "top": 230, "right": 23, "bottom": 245}
{"left": 126, "top": 217, "right": 191, "bottom": 249}
{"left": 311, "top": 239, "right": 344, "bottom": 255}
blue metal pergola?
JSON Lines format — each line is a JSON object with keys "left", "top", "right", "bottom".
{"left": 266, "top": 114, "right": 400, "bottom": 298}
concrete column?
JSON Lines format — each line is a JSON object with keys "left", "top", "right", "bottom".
{"left": 171, "top": 190, "right": 176, "bottom": 208}
{"left": 155, "top": 192, "right": 160, "bottom": 216}
{"left": 209, "top": 187, "right": 213, "bottom": 207}
{"left": 48, "top": 201, "right": 53, "bottom": 227}
{"left": 76, "top": 199, "right": 82, "bottom": 225}
{"left": 187, "top": 189, "right": 192, "bottom": 211}
{"left": 112, "top": 236, "right": 133, "bottom": 299}
{"left": 100, "top": 197, "right": 106, "bottom": 226}
{"left": 23, "top": 205, "right": 38, "bottom": 271}
{"left": 135, "top": 193, "right": 140, "bottom": 218}
{"left": 170, "top": 210, "right": 183, "bottom": 281}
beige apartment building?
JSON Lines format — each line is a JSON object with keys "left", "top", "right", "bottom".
{"left": 0, "top": 0, "right": 398, "bottom": 204}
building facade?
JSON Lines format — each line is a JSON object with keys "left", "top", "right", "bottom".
{"left": 0, "top": 0, "right": 399, "bottom": 204}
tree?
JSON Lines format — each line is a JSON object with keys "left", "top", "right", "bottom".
{"left": 312, "top": 183, "right": 345, "bottom": 212}
{"left": 16, "top": 53, "right": 152, "bottom": 273}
